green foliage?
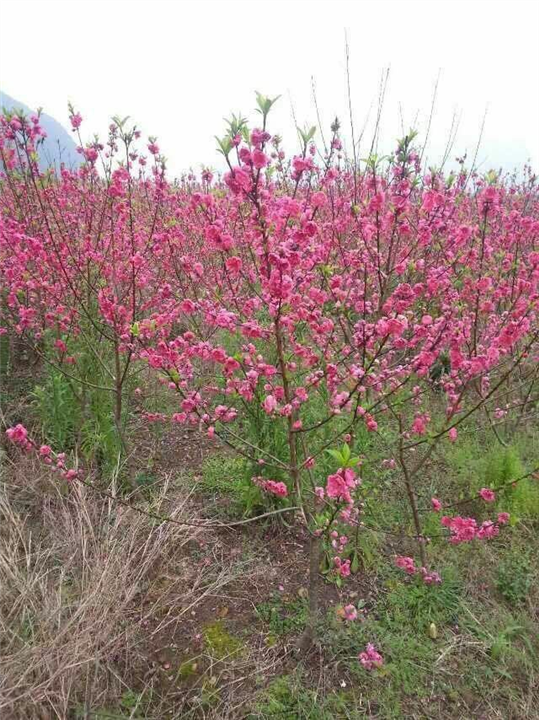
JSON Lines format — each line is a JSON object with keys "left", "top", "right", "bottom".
{"left": 256, "top": 593, "right": 307, "bottom": 636}
{"left": 385, "top": 571, "right": 462, "bottom": 627}
{"left": 133, "top": 470, "right": 159, "bottom": 497}
{"left": 462, "top": 604, "right": 538, "bottom": 681}
{"left": 325, "top": 443, "right": 360, "bottom": 469}
{"left": 485, "top": 445, "right": 524, "bottom": 486}
{"left": 177, "top": 658, "right": 199, "bottom": 681}
{"left": 488, "top": 622, "right": 534, "bottom": 663}
{"left": 255, "top": 92, "right": 281, "bottom": 121}
{"left": 32, "top": 363, "right": 122, "bottom": 474}
{"left": 200, "top": 454, "right": 268, "bottom": 517}
{"left": 249, "top": 674, "right": 353, "bottom": 720}
{"left": 0, "top": 331, "right": 10, "bottom": 377}
{"left": 496, "top": 552, "right": 533, "bottom": 605}
{"left": 32, "top": 368, "right": 81, "bottom": 449}
{"left": 444, "top": 434, "right": 539, "bottom": 519}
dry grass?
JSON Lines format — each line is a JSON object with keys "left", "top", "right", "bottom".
{"left": 0, "top": 454, "right": 237, "bottom": 719}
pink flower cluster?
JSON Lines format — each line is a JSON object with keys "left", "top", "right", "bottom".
{"left": 441, "top": 511, "right": 510, "bottom": 543}
{"left": 337, "top": 603, "right": 361, "bottom": 622}
{"left": 479, "top": 487, "right": 496, "bottom": 503}
{"left": 359, "top": 643, "right": 384, "bottom": 670}
{"left": 5, "top": 425, "right": 78, "bottom": 481}
{"left": 326, "top": 468, "right": 358, "bottom": 504}
{"left": 394, "top": 556, "right": 442, "bottom": 584}
{"left": 333, "top": 557, "right": 351, "bottom": 577}
{"left": 252, "top": 477, "right": 288, "bottom": 498}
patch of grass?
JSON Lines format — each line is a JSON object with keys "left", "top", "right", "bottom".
{"left": 200, "top": 454, "right": 267, "bottom": 517}
{"left": 256, "top": 593, "right": 307, "bottom": 636}
{"left": 460, "top": 603, "right": 538, "bottom": 688}
{"left": 385, "top": 569, "right": 463, "bottom": 627}
{"left": 249, "top": 673, "right": 355, "bottom": 720}
{"left": 32, "top": 363, "right": 123, "bottom": 474}
{"left": 496, "top": 551, "right": 533, "bottom": 605}
{"left": 0, "top": 332, "right": 11, "bottom": 377}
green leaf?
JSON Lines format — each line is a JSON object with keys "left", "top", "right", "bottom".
{"left": 255, "top": 92, "right": 281, "bottom": 118}
{"left": 326, "top": 448, "right": 344, "bottom": 465}
{"left": 215, "top": 135, "right": 233, "bottom": 157}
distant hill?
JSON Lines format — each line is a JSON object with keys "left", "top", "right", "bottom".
{"left": 0, "top": 91, "right": 82, "bottom": 171}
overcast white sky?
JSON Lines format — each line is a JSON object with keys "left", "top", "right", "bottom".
{"left": 1, "top": 0, "right": 538, "bottom": 176}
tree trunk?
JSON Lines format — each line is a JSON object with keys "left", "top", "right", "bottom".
{"left": 298, "top": 533, "right": 321, "bottom": 654}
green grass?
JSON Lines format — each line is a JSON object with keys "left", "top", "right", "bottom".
{"left": 256, "top": 593, "right": 308, "bottom": 636}
{"left": 199, "top": 453, "right": 279, "bottom": 518}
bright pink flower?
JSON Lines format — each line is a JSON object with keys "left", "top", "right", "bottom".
{"left": 431, "top": 497, "right": 442, "bottom": 512}
{"left": 365, "top": 415, "right": 378, "bottom": 432}
{"left": 252, "top": 149, "right": 269, "bottom": 169}
{"left": 6, "top": 424, "right": 28, "bottom": 445}
{"left": 311, "top": 191, "right": 327, "bottom": 208}
{"left": 342, "top": 604, "right": 358, "bottom": 621}
{"left": 497, "top": 512, "right": 510, "bottom": 525}
{"left": 70, "top": 112, "right": 82, "bottom": 129}
{"left": 334, "top": 557, "right": 351, "bottom": 577}
{"left": 262, "top": 395, "right": 277, "bottom": 414}
{"left": 479, "top": 487, "right": 496, "bottom": 503}
{"left": 225, "top": 256, "right": 242, "bottom": 274}
{"left": 262, "top": 480, "right": 288, "bottom": 497}
{"left": 412, "top": 413, "right": 429, "bottom": 435}
{"left": 359, "top": 643, "right": 384, "bottom": 670}
{"left": 326, "top": 468, "right": 356, "bottom": 502}
{"left": 395, "top": 556, "right": 417, "bottom": 575}
{"left": 420, "top": 567, "right": 442, "bottom": 584}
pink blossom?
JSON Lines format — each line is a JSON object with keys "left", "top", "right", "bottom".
{"left": 395, "top": 556, "right": 417, "bottom": 575}
{"left": 420, "top": 567, "right": 442, "bottom": 585}
{"left": 477, "top": 520, "right": 499, "bottom": 539}
{"left": 262, "top": 480, "right": 288, "bottom": 497}
{"left": 334, "top": 557, "right": 351, "bottom": 577}
{"left": 70, "top": 112, "right": 83, "bottom": 129}
{"left": 359, "top": 643, "right": 384, "bottom": 670}
{"left": 225, "top": 256, "right": 242, "bottom": 274}
{"left": 339, "top": 604, "right": 358, "bottom": 621}
{"left": 326, "top": 468, "right": 357, "bottom": 501}
{"left": 262, "top": 395, "right": 277, "bottom": 414}
{"left": 6, "top": 424, "right": 28, "bottom": 445}
{"left": 479, "top": 487, "right": 496, "bottom": 503}
{"left": 252, "top": 149, "right": 269, "bottom": 169}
